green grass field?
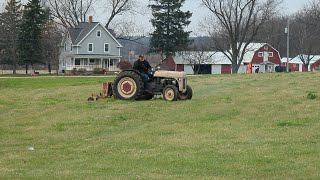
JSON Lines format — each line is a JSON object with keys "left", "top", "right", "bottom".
{"left": 1, "top": 73, "right": 320, "bottom": 179}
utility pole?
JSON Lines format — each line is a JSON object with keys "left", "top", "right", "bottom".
{"left": 285, "top": 19, "right": 290, "bottom": 72}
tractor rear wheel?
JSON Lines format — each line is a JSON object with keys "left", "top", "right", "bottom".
{"left": 178, "top": 85, "right": 193, "bottom": 100}
{"left": 113, "top": 71, "right": 144, "bottom": 100}
{"left": 163, "top": 85, "right": 178, "bottom": 101}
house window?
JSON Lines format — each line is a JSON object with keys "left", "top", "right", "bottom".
{"left": 88, "top": 43, "right": 93, "bottom": 52}
{"left": 104, "top": 43, "right": 110, "bottom": 52}
{"left": 264, "top": 46, "right": 269, "bottom": 50}
{"left": 258, "top": 52, "right": 263, "bottom": 57}
{"left": 110, "top": 59, "right": 114, "bottom": 66}
{"left": 268, "top": 52, "right": 273, "bottom": 57}
{"left": 89, "top": 59, "right": 95, "bottom": 64}
{"left": 70, "top": 44, "right": 73, "bottom": 52}
{"left": 64, "top": 43, "right": 67, "bottom": 51}
{"left": 75, "top": 59, "right": 80, "bottom": 65}
{"left": 97, "top": 30, "right": 101, "bottom": 37}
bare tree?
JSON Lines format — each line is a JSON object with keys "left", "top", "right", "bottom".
{"left": 256, "top": 16, "right": 288, "bottom": 56}
{"left": 44, "top": 0, "right": 95, "bottom": 28}
{"left": 178, "top": 38, "right": 213, "bottom": 74}
{"left": 201, "top": 0, "right": 282, "bottom": 73}
{"left": 45, "top": 0, "right": 135, "bottom": 30}
{"left": 42, "top": 20, "right": 63, "bottom": 74}
{"left": 291, "top": 2, "right": 320, "bottom": 71}
{"left": 179, "top": 51, "right": 214, "bottom": 74}
{"left": 307, "top": 0, "right": 320, "bottom": 22}
{"left": 105, "top": 0, "right": 156, "bottom": 47}
{"left": 103, "top": 0, "right": 133, "bottom": 29}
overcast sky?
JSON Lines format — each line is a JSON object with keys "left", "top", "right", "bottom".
{"left": 183, "top": 0, "right": 308, "bottom": 35}
{"left": 0, "top": 0, "right": 310, "bottom": 35}
{"left": 122, "top": 0, "right": 309, "bottom": 36}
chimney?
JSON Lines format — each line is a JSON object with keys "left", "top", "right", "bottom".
{"left": 89, "top": 16, "right": 93, "bottom": 23}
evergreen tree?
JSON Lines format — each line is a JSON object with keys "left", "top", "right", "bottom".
{"left": 0, "top": 0, "right": 23, "bottom": 74}
{"left": 149, "top": 0, "right": 192, "bottom": 61}
{"left": 18, "top": 0, "right": 47, "bottom": 74}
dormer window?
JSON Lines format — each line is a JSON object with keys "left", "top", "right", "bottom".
{"left": 97, "top": 30, "right": 101, "bottom": 37}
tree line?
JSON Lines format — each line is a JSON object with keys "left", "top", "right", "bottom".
{"left": 0, "top": 0, "right": 51, "bottom": 74}
{"left": 1, "top": 0, "right": 320, "bottom": 74}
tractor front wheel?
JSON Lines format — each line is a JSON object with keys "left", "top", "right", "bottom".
{"left": 178, "top": 85, "right": 193, "bottom": 100}
{"left": 163, "top": 85, "right": 178, "bottom": 101}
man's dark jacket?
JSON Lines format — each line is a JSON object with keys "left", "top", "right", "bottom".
{"left": 133, "top": 60, "right": 151, "bottom": 73}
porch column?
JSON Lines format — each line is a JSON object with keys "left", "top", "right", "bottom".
{"left": 108, "top": 58, "right": 110, "bottom": 71}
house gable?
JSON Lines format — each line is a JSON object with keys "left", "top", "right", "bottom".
{"left": 77, "top": 23, "right": 122, "bottom": 48}
{"left": 65, "top": 22, "right": 122, "bottom": 56}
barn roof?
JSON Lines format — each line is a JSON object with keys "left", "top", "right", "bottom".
{"left": 173, "top": 51, "right": 232, "bottom": 65}
{"left": 283, "top": 55, "right": 320, "bottom": 64}
{"left": 241, "top": 43, "right": 268, "bottom": 63}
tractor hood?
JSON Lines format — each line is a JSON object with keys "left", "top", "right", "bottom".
{"left": 153, "top": 70, "right": 186, "bottom": 78}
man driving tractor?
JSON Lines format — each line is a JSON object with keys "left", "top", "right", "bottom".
{"left": 133, "top": 55, "right": 153, "bottom": 83}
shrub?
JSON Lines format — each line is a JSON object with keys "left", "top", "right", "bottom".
{"left": 118, "top": 60, "right": 133, "bottom": 70}
{"left": 77, "top": 68, "right": 87, "bottom": 74}
{"left": 93, "top": 67, "right": 103, "bottom": 74}
{"left": 71, "top": 68, "right": 78, "bottom": 75}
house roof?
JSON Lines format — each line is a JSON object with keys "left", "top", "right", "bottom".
{"left": 281, "top": 54, "right": 320, "bottom": 64}
{"left": 69, "top": 22, "right": 99, "bottom": 44}
{"left": 68, "top": 22, "right": 122, "bottom": 47}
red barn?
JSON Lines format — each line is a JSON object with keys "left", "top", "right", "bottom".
{"left": 161, "top": 43, "right": 282, "bottom": 74}
{"left": 242, "top": 43, "right": 282, "bottom": 73}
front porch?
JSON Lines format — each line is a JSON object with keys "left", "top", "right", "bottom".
{"left": 65, "top": 57, "right": 120, "bottom": 71}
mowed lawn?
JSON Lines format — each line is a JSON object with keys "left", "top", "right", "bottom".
{"left": 0, "top": 73, "right": 320, "bottom": 179}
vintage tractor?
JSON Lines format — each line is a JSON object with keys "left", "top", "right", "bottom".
{"left": 112, "top": 69, "right": 192, "bottom": 101}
